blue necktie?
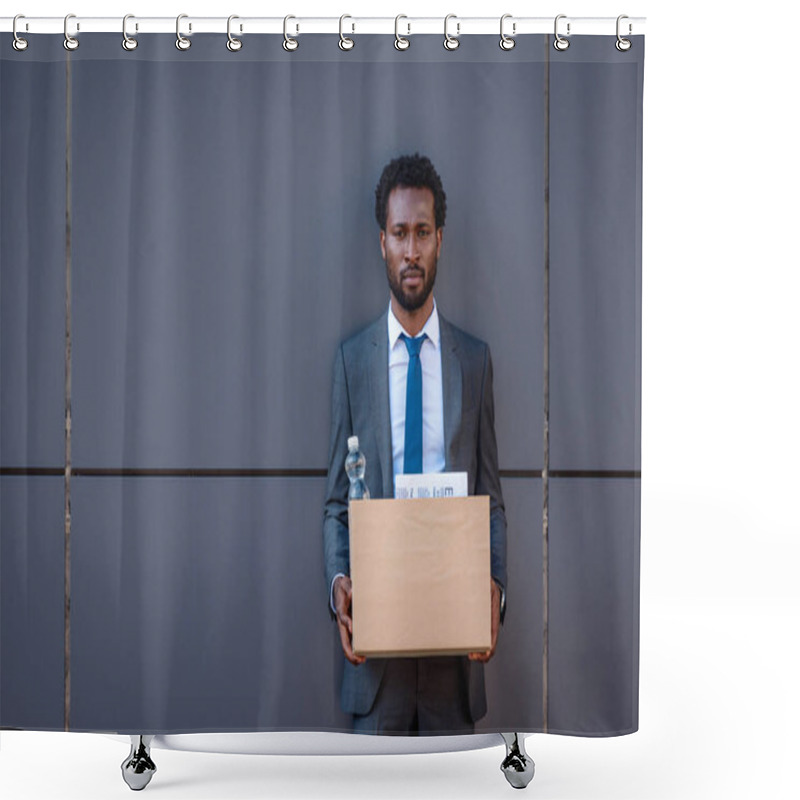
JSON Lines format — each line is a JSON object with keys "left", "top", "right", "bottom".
{"left": 401, "top": 333, "right": 427, "bottom": 474}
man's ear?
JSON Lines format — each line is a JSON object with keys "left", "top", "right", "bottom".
{"left": 380, "top": 229, "right": 386, "bottom": 260}
{"left": 436, "top": 227, "right": 443, "bottom": 259}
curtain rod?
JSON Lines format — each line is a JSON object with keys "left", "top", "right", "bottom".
{"left": 0, "top": 16, "right": 646, "bottom": 37}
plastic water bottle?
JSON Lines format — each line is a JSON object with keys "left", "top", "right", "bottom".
{"left": 345, "top": 436, "right": 370, "bottom": 500}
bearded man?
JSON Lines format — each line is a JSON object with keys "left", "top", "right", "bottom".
{"left": 322, "top": 153, "right": 507, "bottom": 735}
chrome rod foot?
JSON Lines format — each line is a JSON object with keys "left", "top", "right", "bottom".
{"left": 121, "top": 735, "right": 157, "bottom": 791}
{"left": 500, "top": 733, "right": 535, "bottom": 789}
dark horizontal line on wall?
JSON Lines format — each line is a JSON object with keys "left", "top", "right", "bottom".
{"left": 2, "top": 467, "right": 639, "bottom": 479}
{"left": 550, "top": 469, "right": 641, "bottom": 479}
{"left": 500, "top": 470, "right": 543, "bottom": 478}
{"left": 0, "top": 467, "right": 328, "bottom": 478}
{"left": 73, "top": 468, "right": 331, "bottom": 478}
{"left": 0, "top": 467, "right": 64, "bottom": 476}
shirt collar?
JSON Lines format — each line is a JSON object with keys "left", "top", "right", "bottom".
{"left": 387, "top": 297, "right": 440, "bottom": 351}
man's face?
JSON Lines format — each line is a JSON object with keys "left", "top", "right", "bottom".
{"left": 380, "top": 186, "right": 442, "bottom": 313}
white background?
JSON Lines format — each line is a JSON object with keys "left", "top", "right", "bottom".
{"left": 2, "top": 1, "right": 799, "bottom": 798}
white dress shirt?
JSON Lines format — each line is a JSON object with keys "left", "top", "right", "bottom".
{"left": 330, "top": 299, "right": 446, "bottom": 614}
{"left": 387, "top": 298, "right": 446, "bottom": 478}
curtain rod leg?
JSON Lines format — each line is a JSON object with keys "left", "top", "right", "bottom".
{"left": 121, "top": 735, "right": 157, "bottom": 791}
{"left": 500, "top": 733, "right": 535, "bottom": 789}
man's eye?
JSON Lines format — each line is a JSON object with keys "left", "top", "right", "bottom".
{"left": 419, "top": 230, "right": 429, "bottom": 238}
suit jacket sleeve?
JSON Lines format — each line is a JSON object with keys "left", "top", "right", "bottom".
{"left": 322, "top": 344, "right": 352, "bottom": 620}
{"left": 476, "top": 344, "right": 508, "bottom": 621}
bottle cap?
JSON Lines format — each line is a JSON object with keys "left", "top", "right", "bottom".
{"left": 347, "top": 435, "right": 359, "bottom": 451}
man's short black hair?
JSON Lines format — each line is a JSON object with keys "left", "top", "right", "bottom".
{"left": 374, "top": 153, "right": 447, "bottom": 231}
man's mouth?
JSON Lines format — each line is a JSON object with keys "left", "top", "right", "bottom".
{"left": 402, "top": 270, "right": 423, "bottom": 286}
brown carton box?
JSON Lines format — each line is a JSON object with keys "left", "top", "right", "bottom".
{"left": 349, "top": 496, "right": 491, "bottom": 657}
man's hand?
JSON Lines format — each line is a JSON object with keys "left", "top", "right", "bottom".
{"left": 468, "top": 578, "right": 501, "bottom": 663}
{"left": 333, "top": 575, "right": 366, "bottom": 666}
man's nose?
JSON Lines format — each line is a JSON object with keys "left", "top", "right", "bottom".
{"left": 404, "top": 233, "right": 420, "bottom": 261}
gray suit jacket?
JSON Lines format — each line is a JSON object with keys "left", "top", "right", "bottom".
{"left": 322, "top": 309, "right": 507, "bottom": 721}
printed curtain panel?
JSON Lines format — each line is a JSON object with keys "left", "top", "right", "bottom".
{"left": 1, "top": 31, "right": 642, "bottom": 736}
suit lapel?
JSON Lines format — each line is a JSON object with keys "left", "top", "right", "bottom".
{"left": 368, "top": 314, "right": 393, "bottom": 498}
{"left": 439, "top": 316, "right": 462, "bottom": 472}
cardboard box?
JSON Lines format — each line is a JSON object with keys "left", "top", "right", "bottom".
{"left": 349, "top": 496, "right": 491, "bottom": 657}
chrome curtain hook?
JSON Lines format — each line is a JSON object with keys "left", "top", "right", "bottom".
{"left": 394, "top": 14, "right": 410, "bottom": 51}
{"left": 443, "top": 14, "right": 460, "bottom": 51}
{"left": 283, "top": 15, "right": 299, "bottom": 51}
{"left": 12, "top": 14, "right": 29, "bottom": 51}
{"left": 176, "top": 13, "right": 191, "bottom": 50}
{"left": 499, "top": 14, "right": 515, "bottom": 51}
{"left": 227, "top": 15, "right": 243, "bottom": 51}
{"left": 616, "top": 14, "right": 632, "bottom": 51}
{"left": 122, "top": 14, "right": 138, "bottom": 51}
{"left": 553, "top": 14, "right": 570, "bottom": 51}
{"left": 63, "top": 13, "right": 79, "bottom": 51}
{"left": 339, "top": 14, "right": 354, "bottom": 50}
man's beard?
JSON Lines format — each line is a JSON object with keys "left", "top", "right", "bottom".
{"left": 386, "top": 258, "right": 438, "bottom": 313}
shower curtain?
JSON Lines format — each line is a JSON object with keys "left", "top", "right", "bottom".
{"left": 0, "top": 28, "right": 643, "bottom": 737}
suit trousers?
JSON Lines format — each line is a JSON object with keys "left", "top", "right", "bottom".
{"left": 351, "top": 655, "right": 475, "bottom": 735}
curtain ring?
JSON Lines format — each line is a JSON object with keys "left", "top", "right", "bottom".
{"left": 443, "top": 14, "right": 460, "bottom": 51}
{"left": 63, "top": 13, "right": 79, "bottom": 51}
{"left": 12, "top": 14, "right": 29, "bottom": 51}
{"left": 227, "top": 15, "right": 243, "bottom": 51}
{"left": 339, "top": 14, "right": 354, "bottom": 50}
{"left": 122, "top": 14, "right": 138, "bottom": 51}
{"left": 499, "top": 14, "right": 515, "bottom": 51}
{"left": 616, "top": 15, "right": 632, "bottom": 51}
{"left": 176, "top": 14, "right": 191, "bottom": 50}
{"left": 283, "top": 15, "right": 299, "bottom": 51}
{"left": 553, "top": 14, "right": 570, "bottom": 51}
{"left": 394, "top": 15, "right": 410, "bottom": 51}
